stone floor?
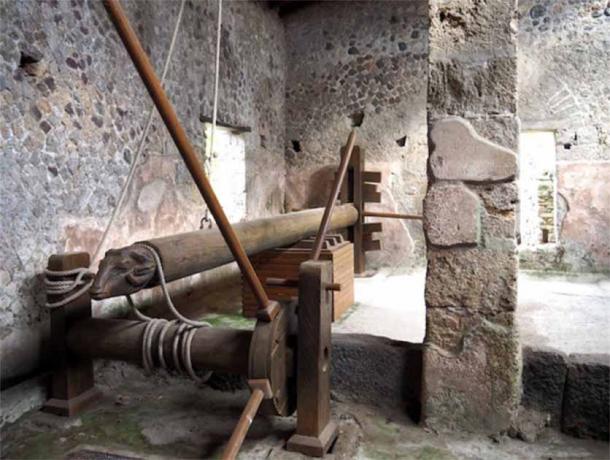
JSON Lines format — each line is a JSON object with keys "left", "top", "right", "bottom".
{"left": 517, "top": 270, "right": 610, "bottom": 354}
{"left": 2, "top": 377, "right": 608, "bottom": 460}
{"left": 334, "top": 269, "right": 426, "bottom": 342}
{"left": 336, "top": 269, "right": 610, "bottom": 355}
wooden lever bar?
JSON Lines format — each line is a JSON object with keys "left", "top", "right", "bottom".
{"left": 103, "top": 0, "right": 275, "bottom": 320}
{"left": 363, "top": 211, "right": 423, "bottom": 220}
{"left": 266, "top": 278, "right": 341, "bottom": 292}
{"left": 310, "top": 131, "right": 357, "bottom": 261}
{"left": 222, "top": 380, "right": 272, "bottom": 460}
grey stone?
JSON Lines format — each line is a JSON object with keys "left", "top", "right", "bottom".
{"left": 429, "top": 117, "right": 518, "bottom": 182}
{"left": 521, "top": 345, "right": 568, "bottom": 426}
{"left": 509, "top": 406, "right": 550, "bottom": 442}
{"left": 562, "top": 353, "right": 610, "bottom": 440}
{"left": 331, "top": 333, "right": 422, "bottom": 420}
{"left": 424, "top": 182, "right": 481, "bottom": 247}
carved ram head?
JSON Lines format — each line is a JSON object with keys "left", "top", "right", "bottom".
{"left": 90, "top": 245, "right": 157, "bottom": 300}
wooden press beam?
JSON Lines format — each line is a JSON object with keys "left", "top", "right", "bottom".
{"left": 92, "top": 204, "right": 358, "bottom": 300}
{"left": 103, "top": 0, "right": 275, "bottom": 320}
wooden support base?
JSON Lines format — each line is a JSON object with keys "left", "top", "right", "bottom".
{"left": 43, "top": 387, "right": 100, "bottom": 417}
{"left": 287, "top": 421, "right": 338, "bottom": 458}
{"left": 42, "top": 252, "right": 99, "bottom": 417}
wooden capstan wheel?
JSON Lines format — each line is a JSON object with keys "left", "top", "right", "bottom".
{"left": 248, "top": 304, "right": 296, "bottom": 417}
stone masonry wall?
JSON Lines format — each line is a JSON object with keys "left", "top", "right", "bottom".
{"left": 422, "top": 0, "right": 521, "bottom": 433}
{"left": 0, "top": 0, "right": 286, "bottom": 407}
{"left": 518, "top": 0, "right": 610, "bottom": 272}
{"left": 283, "top": 0, "right": 429, "bottom": 271}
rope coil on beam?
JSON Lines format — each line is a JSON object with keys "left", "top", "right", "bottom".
{"left": 126, "top": 243, "right": 213, "bottom": 382}
{"left": 44, "top": 268, "right": 94, "bottom": 308}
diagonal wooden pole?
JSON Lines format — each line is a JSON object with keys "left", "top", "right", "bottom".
{"left": 310, "top": 130, "right": 357, "bottom": 261}
{"left": 103, "top": 0, "right": 276, "bottom": 321}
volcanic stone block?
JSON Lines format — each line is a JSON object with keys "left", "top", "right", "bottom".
{"left": 473, "top": 182, "right": 519, "bottom": 213}
{"left": 562, "top": 354, "right": 610, "bottom": 440}
{"left": 425, "top": 247, "right": 518, "bottom": 313}
{"left": 428, "top": 59, "right": 518, "bottom": 117}
{"left": 331, "top": 334, "right": 422, "bottom": 421}
{"left": 521, "top": 346, "right": 568, "bottom": 427}
{"left": 429, "top": 117, "right": 518, "bottom": 182}
{"left": 429, "top": 0, "right": 517, "bottom": 59}
{"left": 424, "top": 183, "right": 481, "bottom": 247}
{"left": 423, "top": 308, "right": 521, "bottom": 434}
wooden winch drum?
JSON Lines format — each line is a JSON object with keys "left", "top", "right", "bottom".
{"left": 66, "top": 307, "right": 296, "bottom": 417}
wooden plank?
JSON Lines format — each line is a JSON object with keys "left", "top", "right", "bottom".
{"left": 363, "top": 222, "right": 382, "bottom": 234}
{"left": 286, "top": 261, "right": 337, "bottom": 456}
{"left": 350, "top": 147, "right": 365, "bottom": 273}
{"left": 362, "top": 171, "right": 382, "bottom": 183}
{"left": 363, "top": 239, "right": 381, "bottom": 251}
{"left": 363, "top": 183, "right": 381, "bottom": 203}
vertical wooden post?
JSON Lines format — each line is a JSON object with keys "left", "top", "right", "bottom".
{"left": 341, "top": 146, "right": 365, "bottom": 274}
{"left": 43, "top": 252, "right": 98, "bottom": 416}
{"left": 287, "top": 260, "right": 337, "bottom": 457}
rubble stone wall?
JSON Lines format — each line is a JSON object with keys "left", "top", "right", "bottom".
{"left": 518, "top": 0, "right": 610, "bottom": 273}
{"left": 422, "top": 0, "right": 521, "bottom": 434}
{"left": 283, "top": 0, "right": 429, "bottom": 271}
{"left": 0, "top": 0, "right": 286, "bottom": 406}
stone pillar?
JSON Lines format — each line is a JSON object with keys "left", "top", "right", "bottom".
{"left": 422, "top": 0, "right": 521, "bottom": 433}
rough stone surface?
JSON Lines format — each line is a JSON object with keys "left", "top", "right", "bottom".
{"left": 425, "top": 247, "right": 517, "bottom": 314}
{"left": 521, "top": 345, "right": 568, "bottom": 427}
{"left": 283, "top": 1, "right": 429, "bottom": 270}
{"left": 429, "top": 117, "right": 518, "bottom": 182}
{"left": 331, "top": 333, "right": 422, "bottom": 421}
{"left": 562, "top": 353, "right": 610, "bottom": 440}
{"left": 423, "top": 308, "right": 521, "bottom": 434}
{"left": 0, "top": 0, "right": 286, "bottom": 420}
{"left": 423, "top": 0, "right": 520, "bottom": 434}
{"left": 509, "top": 405, "right": 550, "bottom": 443}
{"left": 424, "top": 183, "right": 481, "bottom": 247}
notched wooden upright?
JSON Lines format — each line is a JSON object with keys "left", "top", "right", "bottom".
{"left": 287, "top": 260, "right": 337, "bottom": 457}
{"left": 43, "top": 252, "right": 99, "bottom": 416}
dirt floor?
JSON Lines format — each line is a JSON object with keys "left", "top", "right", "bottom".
{"left": 2, "top": 373, "right": 608, "bottom": 460}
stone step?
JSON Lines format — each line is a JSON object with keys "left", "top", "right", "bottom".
{"left": 522, "top": 346, "right": 609, "bottom": 441}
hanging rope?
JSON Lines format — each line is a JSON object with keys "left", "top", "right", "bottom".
{"left": 91, "top": 0, "right": 187, "bottom": 266}
{"left": 200, "top": 0, "right": 223, "bottom": 229}
{"left": 209, "top": 0, "right": 223, "bottom": 164}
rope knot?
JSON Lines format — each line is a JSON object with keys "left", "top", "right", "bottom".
{"left": 44, "top": 267, "right": 95, "bottom": 308}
